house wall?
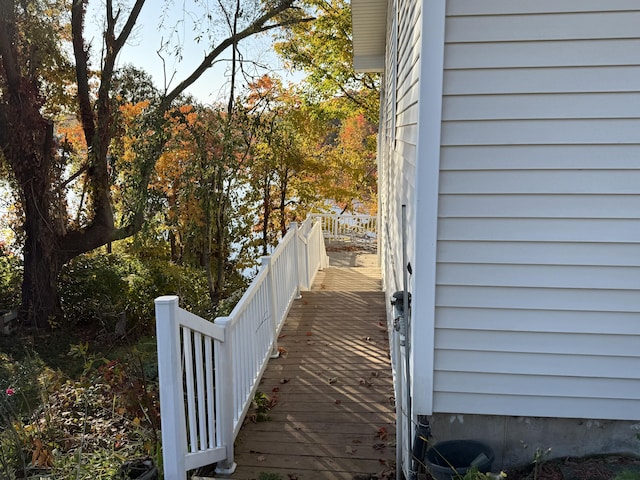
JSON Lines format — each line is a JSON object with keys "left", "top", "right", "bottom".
{"left": 378, "top": 1, "right": 426, "bottom": 472}
{"left": 374, "top": 0, "right": 640, "bottom": 473}
{"left": 431, "top": 0, "right": 640, "bottom": 421}
{"left": 379, "top": 0, "right": 423, "bottom": 301}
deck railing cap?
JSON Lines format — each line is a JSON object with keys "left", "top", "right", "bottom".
{"left": 155, "top": 295, "right": 179, "bottom": 304}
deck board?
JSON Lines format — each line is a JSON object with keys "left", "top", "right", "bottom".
{"left": 226, "top": 254, "right": 396, "bottom": 479}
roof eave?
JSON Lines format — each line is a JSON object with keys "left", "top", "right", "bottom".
{"left": 351, "top": 0, "right": 387, "bottom": 73}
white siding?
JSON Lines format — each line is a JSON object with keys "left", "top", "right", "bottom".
{"left": 378, "top": 1, "right": 425, "bottom": 475}
{"left": 433, "top": 0, "right": 640, "bottom": 420}
{"left": 380, "top": 0, "right": 422, "bottom": 297}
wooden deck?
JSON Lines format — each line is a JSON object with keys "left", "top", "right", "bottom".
{"left": 227, "top": 252, "right": 396, "bottom": 479}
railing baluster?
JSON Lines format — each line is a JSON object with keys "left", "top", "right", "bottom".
{"left": 194, "top": 332, "right": 206, "bottom": 451}
{"left": 183, "top": 328, "right": 197, "bottom": 453}
{"left": 205, "top": 336, "right": 215, "bottom": 449}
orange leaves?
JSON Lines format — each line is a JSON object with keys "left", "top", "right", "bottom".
{"left": 119, "top": 100, "right": 151, "bottom": 122}
{"left": 31, "top": 438, "right": 54, "bottom": 468}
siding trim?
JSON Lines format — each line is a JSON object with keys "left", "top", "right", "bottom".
{"left": 410, "top": 0, "right": 446, "bottom": 415}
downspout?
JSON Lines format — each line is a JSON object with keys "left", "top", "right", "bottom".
{"left": 392, "top": 205, "right": 415, "bottom": 479}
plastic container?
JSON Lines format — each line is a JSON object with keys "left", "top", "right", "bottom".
{"left": 425, "top": 439, "right": 494, "bottom": 480}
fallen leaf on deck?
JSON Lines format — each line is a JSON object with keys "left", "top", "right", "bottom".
{"left": 359, "top": 378, "right": 373, "bottom": 387}
{"left": 328, "top": 377, "right": 337, "bottom": 384}
{"left": 280, "top": 378, "right": 290, "bottom": 384}
{"left": 373, "top": 443, "right": 386, "bottom": 450}
{"left": 257, "top": 455, "right": 266, "bottom": 462}
{"left": 377, "top": 427, "right": 388, "bottom": 441}
{"left": 305, "top": 331, "right": 313, "bottom": 336}
{"left": 345, "top": 445, "right": 356, "bottom": 454}
{"left": 272, "top": 387, "right": 280, "bottom": 393}
{"left": 335, "top": 399, "right": 342, "bottom": 405}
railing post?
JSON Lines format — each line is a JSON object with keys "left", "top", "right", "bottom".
{"left": 262, "top": 256, "right": 280, "bottom": 359}
{"left": 155, "top": 296, "right": 187, "bottom": 480}
{"left": 320, "top": 222, "right": 330, "bottom": 269}
{"left": 214, "top": 316, "right": 237, "bottom": 475}
{"left": 289, "top": 222, "right": 303, "bottom": 299}
{"left": 304, "top": 229, "right": 313, "bottom": 289}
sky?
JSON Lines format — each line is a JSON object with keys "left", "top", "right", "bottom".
{"left": 85, "top": 1, "right": 301, "bottom": 104}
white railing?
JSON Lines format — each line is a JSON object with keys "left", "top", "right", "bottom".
{"left": 298, "top": 215, "right": 330, "bottom": 290}
{"left": 155, "top": 219, "right": 329, "bottom": 478}
{"left": 312, "top": 214, "right": 377, "bottom": 246}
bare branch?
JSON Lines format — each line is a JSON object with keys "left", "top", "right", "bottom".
{"left": 71, "top": 0, "right": 96, "bottom": 144}
{"left": 113, "top": 0, "right": 145, "bottom": 52}
{"left": 59, "top": 164, "right": 88, "bottom": 190}
{"left": 160, "top": 1, "right": 312, "bottom": 110}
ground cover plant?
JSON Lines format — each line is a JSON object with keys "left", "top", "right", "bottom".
{"left": 0, "top": 247, "right": 215, "bottom": 479}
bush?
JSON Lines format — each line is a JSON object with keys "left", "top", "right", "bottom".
{"left": 59, "top": 252, "right": 212, "bottom": 335}
{"left": 0, "top": 251, "right": 21, "bottom": 310}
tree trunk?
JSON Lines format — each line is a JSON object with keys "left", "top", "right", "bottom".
{"left": 21, "top": 211, "right": 63, "bottom": 327}
{"left": 4, "top": 118, "right": 64, "bottom": 328}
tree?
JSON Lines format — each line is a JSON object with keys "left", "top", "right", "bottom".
{"left": 245, "top": 75, "right": 322, "bottom": 254}
{"left": 274, "top": 0, "right": 380, "bottom": 121}
{"left": 0, "top": 0, "right": 310, "bottom": 328}
{"left": 274, "top": 0, "right": 380, "bottom": 215}
{"left": 156, "top": 103, "right": 254, "bottom": 307}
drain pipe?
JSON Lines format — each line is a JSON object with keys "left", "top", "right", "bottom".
{"left": 391, "top": 289, "right": 411, "bottom": 479}
{"left": 411, "top": 416, "right": 432, "bottom": 476}
{"left": 402, "top": 205, "right": 412, "bottom": 479}
{"left": 391, "top": 204, "right": 415, "bottom": 479}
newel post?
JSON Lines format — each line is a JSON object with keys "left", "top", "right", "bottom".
{"left": 214, "top": 316, "right": 237, "bottom": 475}
{"left": 262, "top": 256, "right": 280, "bottom": 359}
{"left": 155, "top": 296, "right": 188, "bottom": 480}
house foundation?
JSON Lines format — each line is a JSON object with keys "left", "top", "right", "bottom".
{"left": 427, "top": 414, "right": 640, "bottom": 470}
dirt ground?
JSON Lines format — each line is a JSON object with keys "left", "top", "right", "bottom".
{"left": 502, "top": 455, "right": 640, "bottom": 480}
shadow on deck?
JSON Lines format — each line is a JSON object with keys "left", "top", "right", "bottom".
{"left": 227, "top": 250, "right": 396, "bottom": 480}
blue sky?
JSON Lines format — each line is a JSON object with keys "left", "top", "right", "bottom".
{"left": 85, "top": 1, "right": 300, "bottom": 103}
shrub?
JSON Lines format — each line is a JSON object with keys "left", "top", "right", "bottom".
{"left": 0, "top": 251, "right": 21, "bottom": 310}
{"left": 58, "top": 252, "right": 212, "bottom": 335}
